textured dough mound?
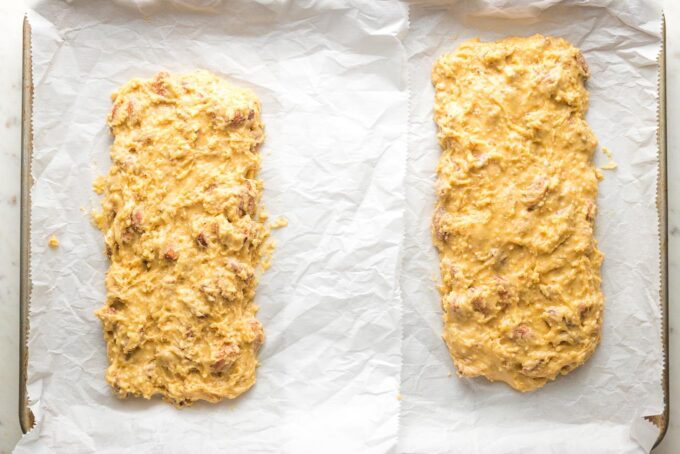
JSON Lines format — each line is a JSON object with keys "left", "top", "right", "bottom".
{"left": 94, "top": 70, "right": 269, "bottom": 406}
{"left": 432, "top": 35, "right": 603, "bottom": 392}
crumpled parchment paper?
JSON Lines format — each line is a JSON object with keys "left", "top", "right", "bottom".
{"left": 400, "top": 1, "right": 664, "bottom": 453}
{"left": 17, "top": 1, "right": 408, "bottom": 452}
{"left": 16, "top": 0, "right": 664, "bottom": 453}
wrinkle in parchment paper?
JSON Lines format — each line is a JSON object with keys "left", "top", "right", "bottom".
{"left": 400, "top": 1, "right": 663, "bottom": 453}
{"left": 17, "top": 1, "right": 407, "bottom": 453}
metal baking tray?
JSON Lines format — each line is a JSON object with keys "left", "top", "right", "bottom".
{"left": 18, "top": 14, "right": 670, "bottom": 447}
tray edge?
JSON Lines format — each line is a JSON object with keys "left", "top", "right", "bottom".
{"left": 651, "top": 13, "right": 669, "bottom": 449}
{"left": 19, "top": 15, "right": 34, "bottom": 434}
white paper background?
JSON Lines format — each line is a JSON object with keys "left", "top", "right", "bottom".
{"left": 17, "top": 1, "right": 408, "bottom": 452}
{"left": 16, "top": 0, "right": 665, "bottom": 453}
{"left": 400, "top": 1, "right": 664, "bottom": 453}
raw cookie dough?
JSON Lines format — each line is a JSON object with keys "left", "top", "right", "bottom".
{"left": 48, "top": 235, "right": 59, "bottom": 248}
{"left": 94, "top": 70, "right": 269, "bottom": 406}
{"left": 432, "top": 35, "right": 604, "bottom": 392}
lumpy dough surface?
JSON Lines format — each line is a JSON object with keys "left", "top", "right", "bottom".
{"left": 94, "top": 70, "right": 269, "bottom": 406}
{"left": 432, "top": 35, "right": 604, "bottom": 392}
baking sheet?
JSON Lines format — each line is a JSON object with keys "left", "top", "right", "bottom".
{"left": 16, "top": 0, "right": 666, "bottom": 453}
{"left": 17, "top": 1, "right": 408, "bottom": 452}
{"left": 400, "top": 1, "right": 665, "bottom": 453}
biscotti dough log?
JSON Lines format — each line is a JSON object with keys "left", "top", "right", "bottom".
{"left": 432, "top": 35, "right": 604, "bottom": 392}
{"left": 94, "top": 70, "right": 269, "bottom": 406}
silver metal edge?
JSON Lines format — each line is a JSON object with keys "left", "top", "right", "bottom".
{"left": 652, "top": 14, "right": 669, "bottom": 449}
{"left": 19, "top": 15, "right": 34, "bottom": 434}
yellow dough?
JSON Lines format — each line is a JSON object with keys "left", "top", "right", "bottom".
{"left": 93, "top": 70, "right": 269, "bottom": 406}
{"left": 48, "top": 235, "right": 59, "bottom": 248}
{"left": 432, "top": 35, "right": 603, "bottom": 392}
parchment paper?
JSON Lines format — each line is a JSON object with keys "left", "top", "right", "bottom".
{"left": 17, "top": 1, "right": 408, "bottom": 452}
{"left": 400, "top": 1, "right": 664, "bottom": 453}
{"left": 17, "top": 0, "right": 665, "bottom": 453}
